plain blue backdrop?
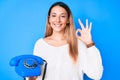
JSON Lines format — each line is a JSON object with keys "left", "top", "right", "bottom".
{"left": 0, "top": 0, "right": 120, "bottom": 80}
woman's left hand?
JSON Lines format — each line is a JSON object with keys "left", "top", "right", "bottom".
{"left": 76, "top": 19, "right": 93, "bottom": 45}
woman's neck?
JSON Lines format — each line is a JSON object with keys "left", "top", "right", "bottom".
{"left": 50, "top": 32, "right": 66, "bottom": 41}
{"left": 44, "top": 31, "right": 68, "bottom": 47}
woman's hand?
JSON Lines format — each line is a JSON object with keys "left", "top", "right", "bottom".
{"left": 28, "top": 76, "right": 37, "bottom": 80}
{"left": 76, "top": 19, "right": 93, "bottom": 45}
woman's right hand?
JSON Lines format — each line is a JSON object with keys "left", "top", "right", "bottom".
{"left": 28, "top": 77, "right": 37, "bottom": 80}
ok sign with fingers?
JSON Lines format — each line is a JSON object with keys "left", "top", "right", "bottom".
{"left": 76, "top": 19, "right": 93, "bottom": 45}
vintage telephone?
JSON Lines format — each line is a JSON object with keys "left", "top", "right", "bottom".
{"left": 9, "top": 55, "right": 47, "bottom": 80}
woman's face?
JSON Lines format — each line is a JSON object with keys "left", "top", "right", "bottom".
{"left": 49, "top": 6, "right": 69, "bottom": 33}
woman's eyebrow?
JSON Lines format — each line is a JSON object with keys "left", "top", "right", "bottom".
{"left": 50, "top": 12, "right": 67, "bottom": 15}
{"left": 50, "top": 13, "right": 56, "bottom": 15}
{"left": 61, "top": 13, "right": 67, "bottom": 15}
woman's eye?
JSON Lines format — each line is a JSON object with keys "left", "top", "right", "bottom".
{"left": 61, "top": 16, "right": 66, "bottom": 18}
{"left": 51, "top": 15, "right": 56, "bottom": 17}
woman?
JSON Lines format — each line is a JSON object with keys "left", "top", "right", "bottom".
{"left": 29, "top": 1, "right": 103, "bottom": 80}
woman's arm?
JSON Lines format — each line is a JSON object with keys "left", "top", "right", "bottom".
{"left": 76, "top": 19, "right": 103, "bottom": 79}
{"left": 83, "top": 46, "right": 103, "bottom": 79}
{"left": 78, "top": 40, "right": 103, "bottom": 79}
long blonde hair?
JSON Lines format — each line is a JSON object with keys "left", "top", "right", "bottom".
{"left": 45, "top": 2, "right": 78, "bottom": 62}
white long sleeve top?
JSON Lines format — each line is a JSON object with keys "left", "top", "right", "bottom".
{"left": 33, "top": 38, "right": 103, "bottom": 80}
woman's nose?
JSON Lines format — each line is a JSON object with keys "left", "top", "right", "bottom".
{"left": 56, "top": 17, "right": 60, "bottom": 22}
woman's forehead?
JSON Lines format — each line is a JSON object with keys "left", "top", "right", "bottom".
{"left": 50, "top": 6, "right": 68, "bottom": 15}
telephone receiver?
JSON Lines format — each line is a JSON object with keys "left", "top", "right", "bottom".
{"left": 9, "top": 54, "right": 47, "bottom": 78}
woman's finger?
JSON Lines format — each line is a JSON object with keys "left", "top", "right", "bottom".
{"left": 89, "top": 22, "right": 92, "bottom": 32}
{"left": 76, "top": 29, "right": 81, "bottom": 38}
{"left": 86, "top": 19, "right": 88, "bottom": 29}
{"left": 78, "top": 19, "right": 84, "bottom": 30}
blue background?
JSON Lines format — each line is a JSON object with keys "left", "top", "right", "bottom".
{"left": 0, "top": 0, "right": 120, "bottom": 80}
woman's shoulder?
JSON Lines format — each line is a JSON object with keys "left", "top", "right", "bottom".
{"left": 35, "top": 38, "right": 44, "bottom": 45}
{"left": 43, "top": 37, "right": 51, "bottom": 42}
{"left": 35, "top": 37, "right": 52, "bottom": 46}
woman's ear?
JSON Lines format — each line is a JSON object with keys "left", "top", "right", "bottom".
{"left": 67, "top": 20, "right": 70, "bottom": 25}
{"left": 48, "top": 16, "right": 50, "bottom": 24}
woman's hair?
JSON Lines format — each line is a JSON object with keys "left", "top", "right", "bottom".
{"left": 45, "top": 2, "right": 78, "bottom": 62}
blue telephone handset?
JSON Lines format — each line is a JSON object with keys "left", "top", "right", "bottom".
{"left": 9, "top": 55, "right": 47, "bottom": 78}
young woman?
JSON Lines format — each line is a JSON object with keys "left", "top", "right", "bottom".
{"left": 28, "top": 1, "right": 103, "bottom": 80}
